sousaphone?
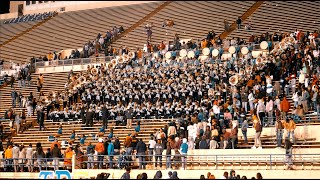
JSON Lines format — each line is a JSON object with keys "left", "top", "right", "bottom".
{"left": 111, "top": 59, "right": 117, "bottom": 65}
{"left": 165, "top": 52, "right": 172, "bottom": 59}
{"left": 202, "top": 47, "right": 210, "bottom": 56}
{"left": 229, "top": 46, "right": 236, "bottom": 54}
{"left": 123, "top": 54, "right": 129, "bottom": 63}
{"left": 108, "top": 63, "right": 114, "bottom": 69}
{"left": 118, "top": 56, "right": 124, "bottom": 64}
{"left": 229, "top": 75, "right": 238, "bottom": 86}
{"left": 212, "top": 49, "right": 219, "bottom": 57}
{"left": 187, "top": 51, "right": 195, "bottom": 58}
{"left": 91, "top": 68, "right": 98, "bottom": 75}
{"left": 241, "top": 47, "right": 249, "bottom": 55}
{"left": 128, "top": 52, "right": 135, "bottom": 59}
{"left": 179, "top": 49, "right": 187, "bottom": 57}
{"left": 239, "top": 68, "right": 245, "bottom": 76}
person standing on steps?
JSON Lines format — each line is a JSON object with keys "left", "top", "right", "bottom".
{"left": 136, "top": 138, "right": 147, "bottom": 170}
{"left": 284, "top": 117, "right": 296, "bottom": 145}
{"left": 236, "top": 16, "right": 242, "bottom": 29}
{"left": 284, "top": 138, "right": 294, "bottom": 170}
{"left": 11, "top": 88, "right": 18, "bottom": 108}
{"left": 252, "top": 110, "right": 262, "bottom": 149}
{"left": 275, "top": 118, "right": 284, "bottom": 148}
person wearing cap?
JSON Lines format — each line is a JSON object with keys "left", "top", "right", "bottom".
{"left": 95, "top": 138, "right": 105, "bottom": 169}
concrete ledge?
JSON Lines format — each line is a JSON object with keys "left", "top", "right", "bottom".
{"left": 1, "top": 169, "right": 319, "bottom": 179}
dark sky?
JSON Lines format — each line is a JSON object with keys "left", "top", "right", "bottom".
{"left": 0, "top": 1, "right": 10, "bottom": 14}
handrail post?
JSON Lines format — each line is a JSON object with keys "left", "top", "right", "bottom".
{"left": 215, "top": 155, "right": 218, "bottom": 170}
{"left": 72, "top": 154, "right": 76, "bottom": 172}
{"left": 269, "top": 154, "right": 272, "bottom": 170}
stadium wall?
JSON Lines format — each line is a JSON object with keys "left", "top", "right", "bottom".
{"left": 0, "top": 169, "right": 319, "bottom": 179}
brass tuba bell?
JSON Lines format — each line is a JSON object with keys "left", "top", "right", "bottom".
{"left": 229, "top": 75, "right": 239, "bottom": 86}
{"left": 91, "top": 68, "right": 98, "bottom": 75}
{"left": 123, "top": 54, "right": 129, "bottom": 62}
{"left": 108, "top": 63, "right": 114, "bottom": 70}
{"left": 239, "top": 68, "right": 245, "bottom": 76}
{"left": 128, "top": 51, "right": 135, "bottom": 59}
{"left": 118, "top": 56, "right": 124, "bottom": 64}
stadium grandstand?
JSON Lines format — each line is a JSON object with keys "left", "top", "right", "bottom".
{"left": 0, "top": 1, "right": 320, "bottom": 179}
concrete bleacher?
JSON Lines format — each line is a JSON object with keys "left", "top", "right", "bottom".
{"left": 0, "top": 71, "right": 69, "bottom": 118}
{"left": 0, "top": 2, "right": 320, "bottom": 176}
{"left": 0, "top": 21, "right": 37, "bottom": 44}
{"left": 112, "top": 1, "right": 255, "bottom": 50}
{"left": 229, "top": 1, "right": 320, "bottom": 41}
{"left": 0, "top": 2, "right": 162, "bottom": 64}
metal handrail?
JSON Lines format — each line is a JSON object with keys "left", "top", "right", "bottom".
{"left": 73, "top": 153, "right": 320, "bottom": 170}
{"left": 32, "top": 42, "right": 279, "bottom": 69}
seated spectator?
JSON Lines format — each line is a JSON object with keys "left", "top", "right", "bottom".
{"left": 69, "top": 130, "right": 76, "bottom": 144}
{"left": 78, "top": 134, "right": 87, "bottom": 145}
{"left": 55, "top": 125, "right": 63, "bottom": 138}
{"left": 96, "top": 126, "right": 105, "bottom": 139}
{"left": 135, "top": 121, "right": 141, "bottom": 133}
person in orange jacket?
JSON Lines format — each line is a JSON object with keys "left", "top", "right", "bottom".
{"left": 64, "top": 145, "right": 73, "bottom": 170}
{"left": 280, "top": 96, "right": 290, "bottom": 117}
{"left": 284, "top": 117, "right": 296, "bottom": 144}
{"left": 4, "top": 144, "right": 13, "bottom": 172}
{"left": 95, "top": 138, "right": 105, "bottom": 169}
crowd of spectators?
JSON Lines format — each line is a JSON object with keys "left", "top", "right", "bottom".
{"left": 0, "top": 62, "right": 32, "bottom": 88}
{"left": 3, "top": 11, "right": 57, "bottom": 24}
{"left": 2, "top": 26, "right": 320, "bottom": 173}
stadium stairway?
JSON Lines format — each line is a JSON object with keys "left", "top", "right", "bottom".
{"left": 0, "top": 2, "right": 162, "bottom": 64}
{"left": 218, "top": 1, "right": 264, "bottom": 39}
{"left": 0, "top": 21, "right": 37, "bottom": 44}
{"left": 114, "top": 1, "right": 172, "bottom": 43}
{"left": 10, "top": 118, "right": 172, "bottom": 152}
{"left": 111, "top": 1, "right": 255, "bottom": 50}
{"left": 0, "top": 71, "right": 69, "bottom": 119}
{"left": 0, "top": 12, "right": 58, "bottom": 48}
{"left": 228, "top": 1, "right": 320, "bottom": 41}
